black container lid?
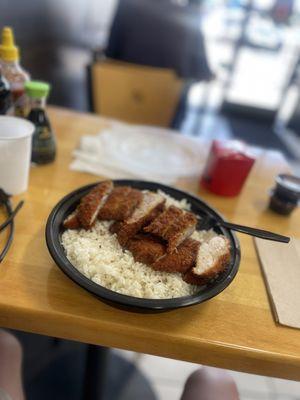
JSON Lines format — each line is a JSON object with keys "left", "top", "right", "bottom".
{"left": 275, "top": 174, "right": 300, "bottom": 202}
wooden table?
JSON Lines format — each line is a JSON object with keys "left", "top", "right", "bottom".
{"left": 1, "top": 107, "right": 300, "bottom": 381}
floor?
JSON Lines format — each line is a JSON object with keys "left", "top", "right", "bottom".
{"left": 115, "top": 349, "right": 300, "bottom": 400}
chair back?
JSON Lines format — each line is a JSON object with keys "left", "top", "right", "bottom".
{"left": 90, "top": 59, "right": 183, "bottom": 126}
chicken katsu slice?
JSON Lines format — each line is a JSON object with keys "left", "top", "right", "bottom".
{"left": 109, "top": 221, "right": 122, "bottom": 235}
{"left": 63, "top": 209, "right": 81, "bottom": 229}
{"left": 98, "top": 186, "right": 142, "bottom": 221}
{"left": 77, "top": 180, "right": 113, "bottom": 229}
{"left": 165, "top": 211, "right": 197, "bottom": 253}
{"left": 144, "top": 205, "right": 197, "bottom": 253}
{"left": 152, "top": 238, "right": 200, "bottom": 273}
{"left": 183, "top": 236, "right": 230, "bottom": 286}
{"left": 117, "top": 192, "right": 165, "bottom": 247}
{"left": 127, "top": 234, "right": 166, "bottom": 265}
{"left": 144, "top": 206, "right": 182, "bottom": 236}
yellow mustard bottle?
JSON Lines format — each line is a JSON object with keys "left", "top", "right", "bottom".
{"left": 0, "top": 27, "right": 30, "bottom": 117}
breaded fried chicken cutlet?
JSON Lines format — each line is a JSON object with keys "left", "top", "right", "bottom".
{"left": 117, "top": 192, "right": 165, "bottom": 247}
{"left": 152, "top": 238, "right": 200, "bottom": 273}
{"left": 77, "top": 180, "right": 113, "bottom": 229}
{"left": 98, "top": 186, "right": 142, "bottom": 221}
{"left": 63, "top": 209, "right": 80, "bottom": 229}
{"left": 127, "top": 234, "right": 166, "bottom": 265}
{"left": 144, "top": 205, "right": 197, "bottom": 253}
{"left": 183, "top": 236, "right": 230, "bottom": 285}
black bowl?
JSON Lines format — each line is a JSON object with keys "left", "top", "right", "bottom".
{"left": 46, "top": 180, "right": 240, "bottom": 311}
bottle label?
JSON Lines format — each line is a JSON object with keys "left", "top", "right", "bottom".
{"left": 32, "top": 126, "right": 56, "bottom": 163}
{"left": 12, "top": 88, "right": 28, "bottom": 118}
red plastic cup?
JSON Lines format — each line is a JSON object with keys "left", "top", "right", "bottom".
{"left": 201, "top": 140, "right": 256, "bottom": 197}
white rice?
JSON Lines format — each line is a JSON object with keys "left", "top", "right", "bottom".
{"left": 191, "top": 229, "right": 217, "bottom": 243}
{"left": 157, "top": 190, "right": 191, "bottom": 210}
{"left": 61, "top": 191, "right": 218, "bottom": 299}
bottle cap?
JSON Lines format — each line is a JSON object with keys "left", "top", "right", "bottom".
{"left": 25, "top": 81, "right": 50, "bottom": 99}
{"left": 0, "top": 27, "right": 19, "bottom": 62}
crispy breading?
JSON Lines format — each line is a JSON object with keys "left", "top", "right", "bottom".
{"left": 152, "top": 238, "right": 200, "bottom": 273}
{"left": 109, "top": 221, "right": 122, "bottom": 235}
{"left": 183, "top": 236, "right": 231, "bottom": 285}
{"left": 77, "top": 180, "right": 113, "bottom": 229}
{"left": 127, "top": 234, "right": 166, "bottom": 265}
{"left": 144, "top": 206, "right": 182, "bottom": 236}
{"left": 117, "top": 192, "right": 165, "bottom": 247}
{"left": 144, "top": 205, "right": 197, "bottom": 253}
{"left": 63, "top": 209, "right": 80, "bottom": 229}
{"left": 98, "top": 187, "right": 142, "bottom": 221}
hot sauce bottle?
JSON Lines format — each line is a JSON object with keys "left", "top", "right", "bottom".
{"left": 0, "top": 27, "right": 30, "bottom": 117}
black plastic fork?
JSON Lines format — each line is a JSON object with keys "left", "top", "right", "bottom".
{"left": 198, "top": 215, "right": 290, "bottom": 243}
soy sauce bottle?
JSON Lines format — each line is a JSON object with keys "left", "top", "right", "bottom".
{"left": 25, "top": 81, "right": 56, "bottom": 164}
{"left": 0, "top": 72, "right": 12, "bottom": 114}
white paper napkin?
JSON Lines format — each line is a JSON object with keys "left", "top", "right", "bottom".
{"left": 70, "top": 123, "right": 206, "bottom": 184}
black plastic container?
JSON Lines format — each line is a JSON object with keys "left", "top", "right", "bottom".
{"left": 46, "top": 180, "right": 241, "bottom": 312}
{"left": 269, "top": 174, "right": 300, "bottom": 216}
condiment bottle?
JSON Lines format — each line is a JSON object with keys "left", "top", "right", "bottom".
{"left": 0, "top": 27, "right": 30, "bottom": 117}
{"left": 0, "top": 72, "right": 12, "bottom": 115}
{"left": 25, "top": 81, "right": 56, "bottom": 164}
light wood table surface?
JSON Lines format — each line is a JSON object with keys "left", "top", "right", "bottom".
{"left": 1, "top": 106, "right": 300, "bottom": 381}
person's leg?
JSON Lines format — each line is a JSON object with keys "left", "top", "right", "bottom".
{"left": 180, "top": 367, "right": 239, "bottom": 400}
{"left": 0, "top": 330, "right": 25, "bottom": 400}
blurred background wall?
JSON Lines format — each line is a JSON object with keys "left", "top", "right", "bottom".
{"left": 0, "top": 0, "right": 118, "bottom": 110}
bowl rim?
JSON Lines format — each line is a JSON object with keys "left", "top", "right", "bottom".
{"left": 45, "top": 180, "right": 241, "bottom": 311}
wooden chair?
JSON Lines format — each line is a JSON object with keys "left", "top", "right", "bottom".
{"left": 88, "top": 58, "right": 184, "bottom": 127}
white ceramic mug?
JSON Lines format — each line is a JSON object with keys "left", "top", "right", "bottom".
{"left": 0, "top": 116, "right": 34, "bottom": 195}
